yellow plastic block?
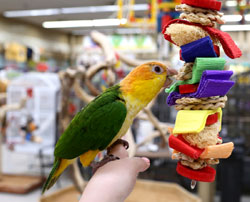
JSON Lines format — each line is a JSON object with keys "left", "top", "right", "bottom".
{"left": 173, "top": 108, "right": 222, "bottom": 134}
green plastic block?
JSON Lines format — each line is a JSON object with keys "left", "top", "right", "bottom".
{"left": 165, "top": 57, "right": 226, "bottom": 93}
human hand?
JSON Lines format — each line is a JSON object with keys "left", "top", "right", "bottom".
{"left": 79, "top": 144, "right": 150, "bottom": 202}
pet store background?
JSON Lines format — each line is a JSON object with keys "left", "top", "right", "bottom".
{"left": 0, "top": 0, "right": 249, "bottom": 202}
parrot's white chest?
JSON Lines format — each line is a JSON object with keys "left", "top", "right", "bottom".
{"left": 109, "top": 96, "right": 144, "bottom": 146}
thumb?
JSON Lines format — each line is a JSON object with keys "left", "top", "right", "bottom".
{"left": 130, "top": 157, "right": 150, "bottom": 173}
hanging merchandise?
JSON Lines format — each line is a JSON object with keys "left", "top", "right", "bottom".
{"left": 117, "top": 0, "right": 157, "bottom": 28}
{"left": 36, "top": 62, "right": 49, "bottom": 72}
{"left": 162, "top": 0, "right": 242, "bottom": 184}
{"left": 111, "top": 35, "right": 123, "bottom": 49}
{"left": 26, "top": 47, "right": 33, "bottom": 60}
{"left": 110, "top": 35, "right": 157, "bottom": 52}
{"left": 5, "top": 42, "right": 27, "bottom": 63}
{"left": 157, "top": 0, "right": 181, "bottom": 32}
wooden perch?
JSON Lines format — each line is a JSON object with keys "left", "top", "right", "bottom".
{"left": 137, "top": 111, "right": 149, "bottom": 121}
{"left": 106, "top": 68, "right": 116, "bottom": 86}
{"left": 86, "top": 62, "right": 107, "bottom": 79}
{"left": 0, "top": 98, "right": 27, "bottom": 121}
{"left": 136, "top": 131, "right": 162, "bottom": 148}
{"left": 143, "top": 108, "right": 168, "bottom": 147}
{"left": 85, "top": 79, "right": 100, "bottom": 96}
{"left": 0, "top": 93, "right": 6, "bottom": 101}
{"left": 123, "top": 128, "right": 137, "bottom": 158}
{"left": 85, "top": 62, "right": 108, "bottom": 96}
{"left": 73, "top": 79, "right": 95, "bottom": 103}
{"left": 117, "top": 52, "right": 142, "bottom": 67}
{"left": 90, "top": 31, "right": 117, "bottom": 66}
{"left": 72, "top": 161, "right": 87, "bottom": 193}
{"left": 117, "top": 52, "right": 172, "bottom": 69}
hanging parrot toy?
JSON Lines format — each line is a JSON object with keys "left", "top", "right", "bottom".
{"left": 162, "top": 0, "right": 242, "bottom": 185}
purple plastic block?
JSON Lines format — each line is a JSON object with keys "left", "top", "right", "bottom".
{"left": 167, "top": 70, "right": 235, "bottom": 106}
{"left": 181, "top": 36, "right": 218, "bottom": 63}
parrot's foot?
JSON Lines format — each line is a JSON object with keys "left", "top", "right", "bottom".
{"left": 91, "top": 154, "right": 120, "bottom": 174}
{"left": 107, "top": 139, "right": 129, "bottom": 155}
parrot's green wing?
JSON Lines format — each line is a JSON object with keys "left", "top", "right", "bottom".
{"left": 54, "top": 85, "right": 127, "bottom": 159}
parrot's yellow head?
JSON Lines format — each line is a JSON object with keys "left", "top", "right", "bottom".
{"left": 120, "top": 62, "right": 177, "bottom": 108}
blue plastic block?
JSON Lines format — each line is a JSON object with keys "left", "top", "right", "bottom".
{"left": 181, "top": 36, "right": 218, "bottom": 62}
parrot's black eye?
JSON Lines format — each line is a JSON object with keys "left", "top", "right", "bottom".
{"left": 152, "top": 65, "right": 163, "bottom": 74}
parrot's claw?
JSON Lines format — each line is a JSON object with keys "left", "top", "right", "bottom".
{"left": 107, "top": 139, "right": 129, "bottom": 155}
{"left": 91, "top": 154, "right": 120, "bottom": 174}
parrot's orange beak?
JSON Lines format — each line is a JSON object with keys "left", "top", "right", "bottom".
{"left": 164, "top": 68, "right": 178, "bottom": 88}
{"left": 167, "top": 68, "right": 178, "bottom": 76}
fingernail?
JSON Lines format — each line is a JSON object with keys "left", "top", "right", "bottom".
{"left": 141, "top": 157, "right": 150, "bottom": 165}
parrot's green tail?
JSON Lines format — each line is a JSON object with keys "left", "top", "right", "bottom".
{"left": 42, "top": 158, "right": 74, "bottom": 194}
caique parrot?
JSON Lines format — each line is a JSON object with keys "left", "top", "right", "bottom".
{"left": 42, "top": 62, "right": 177, "bottom": 193}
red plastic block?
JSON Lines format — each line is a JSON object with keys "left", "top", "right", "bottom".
{"left": 169, "top": 135, "right": 204, "bottom": 159}
{"left": 179, "top": 84, "right": 199, "bottom": 94}
{"left": 206, "top": 113, "right": 218, "bottom": 126}
{"left": 181, "top": 0, "right": 222, "bottom": 11}
{"left": 162, "top": 19, "right": 242, "bottom": 59}
{"left": 177, "top": 162, "right": 216, "bottom": 182}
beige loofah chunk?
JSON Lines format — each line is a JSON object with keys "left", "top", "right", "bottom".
{"left": 165, "top": 23, "right": 210, "bottom": 46}
{"left": 183, "top": 121, "right": 221, "bottom": 149}
{"left": 179, "top": 156, "right": 219, "bottom": 170}
{"left": 165, "top": 23, "right": 220, "bottom": 46}
{"left": 181, "top": 159, "right": 207, "bottom": 170}
{"left": 173, "top": 150, "right": 220, "bottom": 170}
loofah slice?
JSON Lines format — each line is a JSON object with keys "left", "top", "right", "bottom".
{"left": 180, "top": 12, "right": 215, "bottom": 26}
{"left": 176, "top": 96, "right": 227, "bottom": 105}
{"left": 176, "top": 3, "right": 218, "bottom": 14}
{"left": 181, "top": 0, "right": 222, "bottom": 11}
{"left": 177, "top": 162, "right": 216, "bottom": 182}
{"left": 175, "top": 102, "right": 225, "bottom": 110}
